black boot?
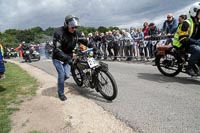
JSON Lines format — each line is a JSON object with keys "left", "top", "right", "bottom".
{"left": 188, "top": 62, "right": 197, "bottom": 76}
{"left": 187, "top": 69, "right": 197, "bottom": 76}
{"left": 193, "top": 64, "right": 200, "bottom": 76}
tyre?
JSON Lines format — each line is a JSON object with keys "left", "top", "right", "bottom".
{"left": 96, "top": 70, "right": 118, "bottom": 101}
{"left": 156, "top": 53, "right": 182, "bottom": 77}
{"left": 71, "top": 65, "right": 84, "bottom": 87}
{"left": 28, "top": 55, "right": 31, "bottom": 63}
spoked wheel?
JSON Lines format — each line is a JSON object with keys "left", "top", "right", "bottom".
{"left": 27, "top": 55, "right": 31, "bottom": 63}
{"left": 96, "top": 70, "right": 118, "bottom": 101}
{"left": 71, "top": 65, "right": 84, "bottom": 86}
{"left": 156, "top": 53, "right": 182, "bottom": 77}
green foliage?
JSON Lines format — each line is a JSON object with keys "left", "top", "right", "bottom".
{"left": 0, "top": 26, "right": 120, "bottom": 48}
{"left": 43, "top": 27, "right": 55, "bottom": 36}
{"left": 98, "top": 26, "right": 107, "bottom": 33}
{"left": 16, "top": 30, "right": 35, "bottom": 43}
{"left": 108, "top": 26, "right": 120, "bottom": 31}
{"left": 30, "top": 26, "right": 43, "bottom": 34}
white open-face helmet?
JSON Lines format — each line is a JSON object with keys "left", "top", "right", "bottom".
{"left": 189, "top": 2, "right": 200, "bottom": 17}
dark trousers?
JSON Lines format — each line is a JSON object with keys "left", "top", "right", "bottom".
{"left": 113, "top": 42, "right": 119, "bottom": 59}
{"left": 125, "top": 45, "right": 133, "bottom": 60}
{"left": 102, "top": 43, "right": 107, "bottom": 59}
{"left": 107, "top": 43, "right": 114, "bottom": 57}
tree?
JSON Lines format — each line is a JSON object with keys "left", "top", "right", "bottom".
{"left": 98, "top": 26, "right": 107, "bottom": 33}
{"left": 44, "top": 27, "right": 55, "bottom": 36}
{"left": 30, "top": 26, "right": 43, "bottom": 34}
{"left": 108, "top": 26, "right": 120, "bottom": 31}
{"left": 16, "top": 30, "right": 35, "bottom": 43}
{"left": 0, "top": 25, "right": 121, "bottom": 47}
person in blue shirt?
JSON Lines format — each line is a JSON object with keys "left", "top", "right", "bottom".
{"left": 162, "top": 13, "right": 178, "bottom": 45}
{"left": 162, "top": 13, "right": 178, "bottom": 35}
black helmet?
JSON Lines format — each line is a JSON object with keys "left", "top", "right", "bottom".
{"left": 64, "top": 15, "right": 80, "bottom": 28}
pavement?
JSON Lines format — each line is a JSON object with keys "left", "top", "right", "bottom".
{"left": 8, "top": 60, "right": 134, "bottom": 133}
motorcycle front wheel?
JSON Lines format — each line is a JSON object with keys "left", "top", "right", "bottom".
{"left": 96, "top": 70, "right": 118, "bottom": 101}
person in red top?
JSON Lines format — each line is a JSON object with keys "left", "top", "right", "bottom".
{"left": 143, "top": 22, "right": 149, "bottom": 37}
{"left": 142, "top": 22, "right": 149, "bottom": 58}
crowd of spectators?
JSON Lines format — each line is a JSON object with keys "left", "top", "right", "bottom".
{"left": 84, "top": 13, "right": 187, "bottom": 62}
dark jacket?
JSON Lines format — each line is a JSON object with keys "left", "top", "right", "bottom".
{"left": 93, "top": 35, "right": 101, "bottom": 43}
{"left": 21, "top": 44, "right": 30, "bottom": 51}
{"left": 147, "top": 26, "right": 160, "bottom": 40}
{"left": 52, "top": 26, "right": 88, "bottom": 62}
{"left": 179, "top": 17, "right": 200, "bottom": 49}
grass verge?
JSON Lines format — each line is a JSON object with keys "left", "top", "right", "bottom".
{"left": 0, "top": 62, "right": 38, "bottom": 133}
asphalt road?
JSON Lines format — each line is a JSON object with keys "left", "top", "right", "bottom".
{"left": 13, "top": 57, "right": 200, "bottom": 133}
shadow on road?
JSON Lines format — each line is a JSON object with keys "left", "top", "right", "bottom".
{"left": 65, "top": 82, "right": 112, "bottom": 103}
{"left": 20, "top": 59, "right": 40, "bottom": 63}
{"left": 137, "top": 73, "right": 200, "bottom": 85}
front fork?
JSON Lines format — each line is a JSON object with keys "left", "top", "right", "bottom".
{"left": 91, "top": 68, "right": 100, "bottom": 91}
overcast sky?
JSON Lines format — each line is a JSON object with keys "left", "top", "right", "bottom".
{"left": 0, "top": 0, "right": 198, "bottom": 32}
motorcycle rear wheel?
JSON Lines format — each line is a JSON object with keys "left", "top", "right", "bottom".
{"left": 71, "top": 65, "right": 84, "bottom": 87}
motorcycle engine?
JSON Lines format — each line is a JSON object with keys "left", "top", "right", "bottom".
{"left": 83, "top": 71, "right": 91, "bottom": 87}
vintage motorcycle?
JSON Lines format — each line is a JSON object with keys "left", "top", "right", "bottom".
{"left": 71, "top": 47, "right": 118, "bottom": 101}
{"left": 23, "top": 49, "right": 32, "bottom": 62}
{"left": 156, "top": 45, "right": 200, "bottom": 77}
{"left": 23, "top": 49, "right": 40, "bottom": 62}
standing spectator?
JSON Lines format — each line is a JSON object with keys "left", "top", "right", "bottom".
{"left": 130, "top": 27, "right": 138, "bottom": 59}
{"left": 15, "top": 43, "right": 23, "bottom": 58}
{"left": 113, "top": 30, "right": 122, "bottom": 61}
{"left": 142, "top": 22, "right": 149, "bottom": 58}
{"left": 121, "top": 29, "right": 133, "bottom": 61}
{"left": 0, "top": 43, "right": 5, "bottom": 79}
{"left": 135, "top": 28, "right": 145, "bottom": 61}
{"left": 87, "top": 33, "right": 95, "bottom": 47}
{"left": 93, "top": 31, "right": 101, "bottom": 49}
{"left": 146, "top": 23, "right": 160, "bottom": 58}
{"left": 105, "top": 31, "right": 115, "bottom": 59}
{"left": 100, "top": 33, "right": 107, "bottom": 60}
{"left": 0, "top": 43, "right": 4, "bottom": 58}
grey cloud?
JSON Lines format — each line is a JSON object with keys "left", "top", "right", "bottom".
{"left": 0, "top": 0, "right": 199, "bottom": 31}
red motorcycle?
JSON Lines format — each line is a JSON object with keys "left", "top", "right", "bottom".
{"left": 156, "top": 45, "right": 200, "bottom": 77}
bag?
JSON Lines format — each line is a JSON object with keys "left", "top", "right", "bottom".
{"left": 108, "top": 41, "right": 113, "bottom": 48}
{"left": 139, "top": 41, "right": 144, "bottom": 48}
{"left": 124, "top": 40, "right": 131, "bottom": 46}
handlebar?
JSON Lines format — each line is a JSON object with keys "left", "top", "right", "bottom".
{"left": 82, "top": 48, "right": 93, "bottom": 54}
{"left": 73, "top": 47, "right": 93, "bottom": 56}
{"left": 145, "top": 35, "right": 174, "bottom": 40}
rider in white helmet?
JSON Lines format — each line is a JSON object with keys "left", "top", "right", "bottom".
{"left": 173, "top": 2, "right": 200, "bottom": 76}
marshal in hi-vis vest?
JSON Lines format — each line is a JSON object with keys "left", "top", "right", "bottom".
{"left": 172, "top": 18, "right": 194, "bottom": 48}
